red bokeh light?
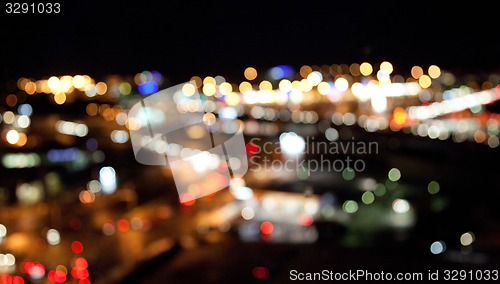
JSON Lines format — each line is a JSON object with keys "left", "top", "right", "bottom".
{"left": 13, "top": 276, "right": 24, "bottom": 284}
{"left": 116, "top": 219, "right": 130, "bottom": 232}
{"left": 245, "top": 142, "right": 259, "bottom": 155}
{"left": 260, "top": 221, "right": 273, "bottom": 235}
{"left": 74, "top": 257, "right": 88, "bottom": 269}
{"left": 48, "top": 269, "right": 67, "bottom": 283}
{"left": 252, "top": 266, "right": 269, "bottom": 279}
{"left": 71, "top": 241, "right": 84, "bottom": 254}
{"left": 72, "top": 267, "right": 89, "bottom": 280}
{"left": 0, "top": 275, "right": 24, "bottom": 284}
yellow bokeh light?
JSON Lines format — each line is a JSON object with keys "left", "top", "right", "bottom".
{"left": 299, "top": 79, "right": 312, "bottom": 92}
{"left": 202, "top": 83, "right": 216, "bottom": 96}
{"left": 291, "top": 80, "right": 301, "bottom": 90}
{"left": 219, "top": 82, "right": 232, "bottom": 95}
{"left": 35, "top": 80, "right": 45, "bottom": 93}
{"left": 351, "top": 82, "right": 367, "bottom": 101}
{"left": 126, "top": 117, "right": 142, "bottom": 130}
{"left": 244, "top": 67, "right": 258, "bottom": 81}
{"left": 102, "top": 108, "right": 115, "bottom": 121}
{"left": 203, "top": 76, "right": 216, "bottom": 85}
{"left": 3, "top": 111, "right": 15, "bottom": 124}
{"left": 239, "top": 81, "right": 252, "bottom": 93}
{"left": 418, "top": 75, "right": 432, "bottom": 88}
{"left": 72, "top": 75, "right": 85, "bottom": 89}
{"left": 16, "top": 132, "right": 27, "bottom": 146}
{"left": 259, "top": 80, "right": 273, "bottom": 91}
{"left": 40, "top": 80, "right": 51, "bottom": 94}
{"left": 47, "top": 76, "right": 60, "bottom": 92}
{"left": 82, "top": 75, "right": 93, "bottom": 87}
{"left": 317, "top": 81, "right": 331, "bottom": 95}
{"left": 6, "top": 129, "right": 20, "bottom": 144}
{"left": 393, "top": 107, "right": 407, "bottom": 125}
{"left": 307, "top": 71, "right": 323, "bottom": 86}
{"left": 380, "top": 61, "right": 393, "bottom": 74}
{"left": 17, "top": 78, "right": 29, "bottom": 90}
{"left": 182, "top": 83, "right": 197, "bottom": 96}
{"left": 428, "top": 65, "right": 441, "bottom": 79}
{"left": 334, "top": 77, "right": 349, "bottom": 92}
{"left": 95, "top": 82, "right": 107, "bottom": 95}
{"left": 54, "top": 93, "right": 67, "bottom": 104}
{"left": 360, "top": 62, "right": 373, "bottom": 76}
{"left": 278, "top": 79, "right": 292, "bottom": 93}
{"left": 411, "top": 66, "right": 424, "bottom": 79}
{"left": 60, "top": 76, "right": 73, "bottom": 93}
{"left": 225, "top": 92, "right": 241, "bottom": 106}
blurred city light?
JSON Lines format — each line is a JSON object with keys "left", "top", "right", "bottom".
{"left": 1, "top": 61, "right": 499, "bottom": 283}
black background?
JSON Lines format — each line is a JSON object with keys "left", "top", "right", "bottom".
{"left": 2, "top": 1, "right": 500, "bottom": 83}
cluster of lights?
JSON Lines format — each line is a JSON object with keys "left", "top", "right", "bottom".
{"left": 184, "top": 61, "right": 438, "bottom": 108}
{"left": 0, "top": 104, "right": 33, "bottom": 147}
{"left": 430, "top": 231, "right": 476, "bottom": 255}
{"left": 0, "top": 225, "right": 24, "bottom": 282}
{"left": 55, "top": 120, "right": 89, "bottom": 137}
{"left": 312, "top": 166, "right": 434, "bottom": 232}
{"left": 2, "top": 63, "right": 498, "bottom": 154}
{"left": 32, "top": 237, "right": 89, "bottom": 282}
{"left": 408, "top": 88, "right": 500, "bottom": 120}
{"left": 0, "top": 222, "right": 91, "bottom": 283}
{"left": 79, "top": 166, "right": 117, "bottom": 205}
{"left": 0, "top": 253, "right": 16, "bottom": 274}
{"left": 17, "top": 75, "right": 102, "bottom": 104}
{"left": 151, "top": 64, "right": 499, "bottom": 246}
{"left": 172, "top": 63, "right": 499, "bottom": 151}
{"left": 101, "top": 216, "right": 152, "bottom": 236}
{"left": 0, "top": 62, "right": 498, "bottom": 280}
{"left": 1, "top": 71, "right": 154, "bottom": 152}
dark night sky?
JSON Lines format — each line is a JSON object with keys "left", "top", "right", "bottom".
{"left": 2, "top": 1, "right": 500, "bottom": 84}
